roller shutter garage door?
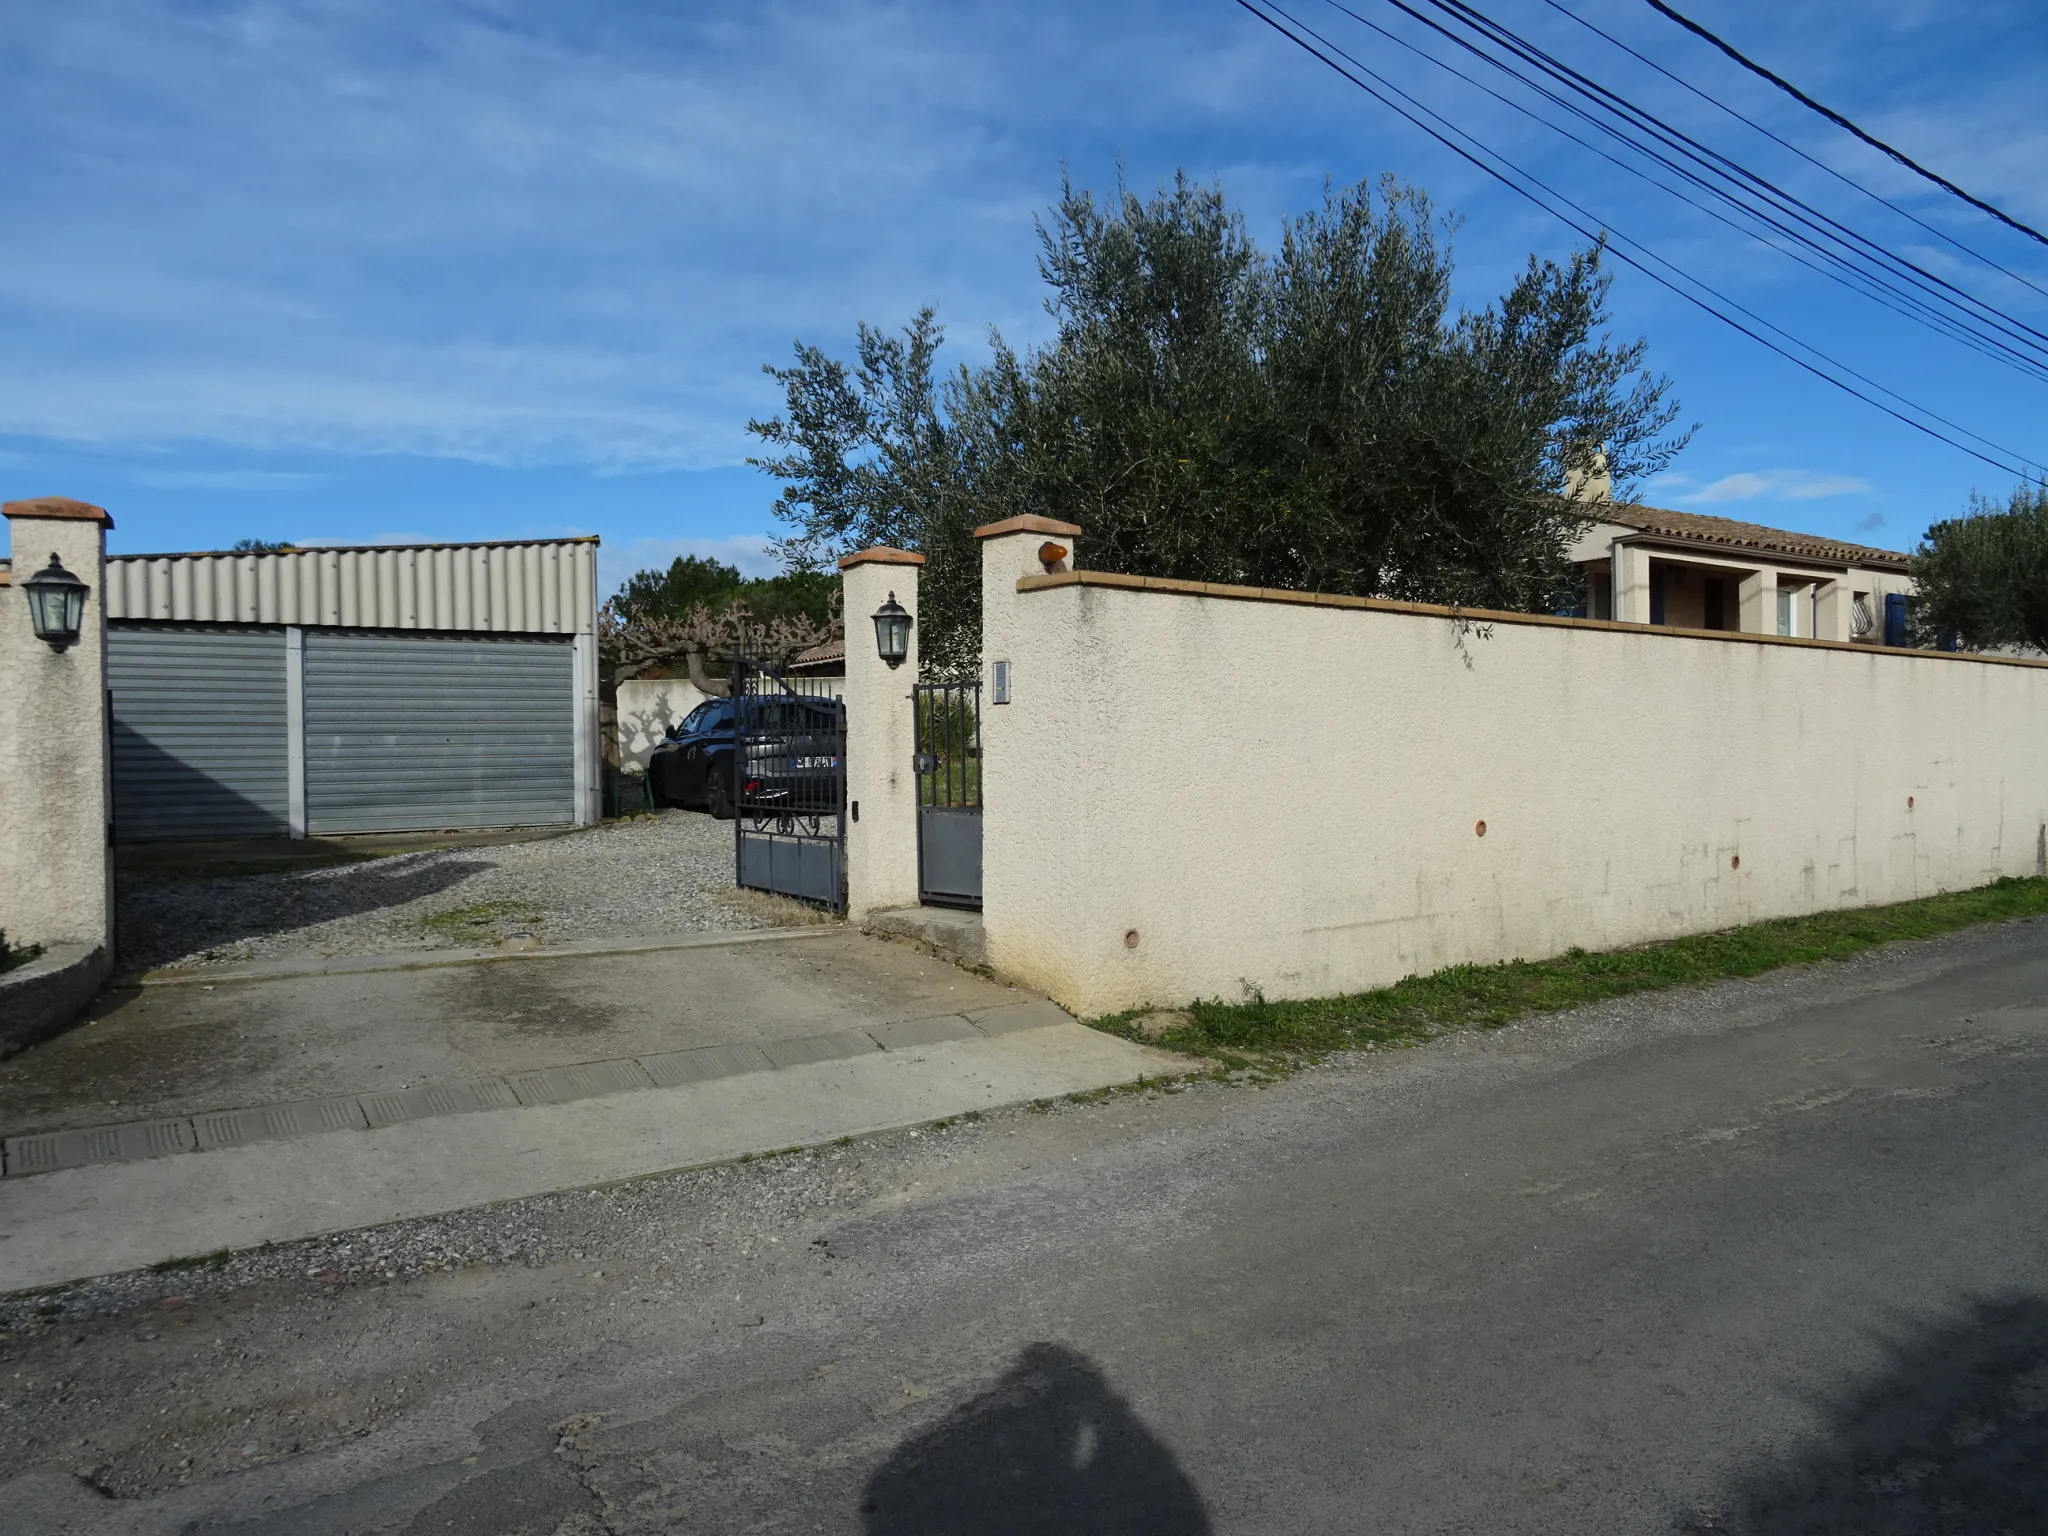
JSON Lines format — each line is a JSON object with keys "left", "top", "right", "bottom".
{"left": 303, "top": 633, "right": 575, "bottom": 834}
{"left": 109, "top": 625, "right": 290, "bottom": 841}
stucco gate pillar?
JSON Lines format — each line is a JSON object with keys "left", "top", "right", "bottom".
{"left": 839, "top": 546, "right": 924, "bottom": 919}
{"left": 0, "top": 496, "right": 116, "bottom": 1049}
{"left": 975, "top": 515, "right": 1082, "bottom": 974}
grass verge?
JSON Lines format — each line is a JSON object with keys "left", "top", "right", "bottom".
{"left": 1090, "top": 877, "right": 2048, "bottom": 1062}
{"left": 421, "top": 900, "right": 544, "bottom": 939}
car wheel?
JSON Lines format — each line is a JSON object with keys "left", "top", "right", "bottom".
{"left": 705, "top": 764, "right": 735, "bottom": 820}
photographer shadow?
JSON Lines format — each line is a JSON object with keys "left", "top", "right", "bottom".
{"left": 860, "top": 1342, "right": 1211, "bottom": 1536}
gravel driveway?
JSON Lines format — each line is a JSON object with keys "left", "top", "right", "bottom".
{"left": 115, "top": 811, "right": 809, "bottom": 972}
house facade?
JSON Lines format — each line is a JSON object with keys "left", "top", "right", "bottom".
{"left": 1567, "top": 502, "right": 1915, "bottom": 644}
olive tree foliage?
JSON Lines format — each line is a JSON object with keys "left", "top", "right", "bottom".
{"left": 749, "top": 172, "right": 1689, "bottom": 667}
{"left": 1911, "top": 483, "right": 2048, "bottom": 654}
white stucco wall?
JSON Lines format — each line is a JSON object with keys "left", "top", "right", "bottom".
{"left": 0, "top": 508, "right": 114, "bottom": 955}
{"left": 614, "top": 677, "right": 714, "bottom": 773}
{"left": 983, "top": 573, "right": 2048, "bottom": 1017}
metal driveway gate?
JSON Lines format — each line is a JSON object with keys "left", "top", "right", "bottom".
{"left": 303, "top": 633, "right": 576, "bottom": 834}
{"left": 733, "top": 660, "right": 846, "bottom": 912}
{"left": 914, "top": 680, "right": 982, "bottom": 909}
{"left": 108, "top": 624, "right": 292, "bottom": 841}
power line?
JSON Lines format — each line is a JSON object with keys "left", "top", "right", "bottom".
{"left": 1229, "top": 0, "right": 2040, "bottom": 479}
{"left": 1638, "top": 0, "right": 2048, "bottom": 251}
{"left": 1322, "top": 0, "right": 2048, "bottom": 382}
{"left": 1535, "top": 0, "right": 2048, "bottom": 304}
{"left": 1388, "top": 0, "right": 2048, "bottom": 369}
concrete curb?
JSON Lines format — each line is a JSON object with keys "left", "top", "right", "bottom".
{"left": 0, "top": 1019, "right": 1179, "bottom": 1294}
{"left": 0, "top": 999, "right": 1074, "bottom": 1178}
{"left": 0, "top": 942, "right": 111, "bottom": 1060}
{"left": 112, "top": 924, "right": 843, "bottom": 990}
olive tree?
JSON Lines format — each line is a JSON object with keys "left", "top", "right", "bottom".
{"left": 1912, "top": 484, "right": 2048, "bottom": 654}
{"left": 749, "top": 171, "right": 1688, "bottom": 666}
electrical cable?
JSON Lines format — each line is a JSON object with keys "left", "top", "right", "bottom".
{"left": 1314, "top": 0, "right": 2048, "bottom": 381}
{"left": 1230, "top": 0, "right": 2040, "bottom": 477}
{"left": 1535, "top": 0, "right": 2048, "bottom": 303}
{"left": 1361, "top": 0, "right": 2048, "bottom": 373}
{"left": 1637, "top": 0, "right": 2048, "bottom": 251}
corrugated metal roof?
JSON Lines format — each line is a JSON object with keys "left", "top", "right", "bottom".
{"left": 104, "top": 538, "right": 599, "bottom": 635}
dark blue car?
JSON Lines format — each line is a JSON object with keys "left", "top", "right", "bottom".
{"left": 647, "top": 698, "right": 740, "bottom": 817}
{"left": 647, "top": 695, "right": 844, "bottom": 820}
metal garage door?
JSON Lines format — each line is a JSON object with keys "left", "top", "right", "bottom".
{"left": 108, "top": 625, "right": 291, "bottom": 841}
{"left": 303, "top": 633, "right": 575, "bottom": 834}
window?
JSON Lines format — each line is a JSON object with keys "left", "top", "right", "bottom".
{"left": 1851, "top": 593, "right": 1875, "bottom": 639}
{"left": 1776, "top": 589, "right": 1794, "bottom": 637}
{"left": 1703, "top": 577, "right": 1727, "bottom": 631}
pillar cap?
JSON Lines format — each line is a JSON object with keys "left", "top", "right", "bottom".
{"left": 837, "top": 545, "right": 926, "bottom": 570}
{"left": 974, "top": 515, "right": 1081, "bottom": 540}
{"left": 3, "top": 496, "right": 114, "bottom": 530}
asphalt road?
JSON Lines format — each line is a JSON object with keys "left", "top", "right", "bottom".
{"left": 6, "top": 917, "right": 2047, "bottom": 1534}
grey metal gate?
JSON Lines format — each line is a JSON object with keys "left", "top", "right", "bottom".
{"left": 303, "top": 633, "right": 575, "bottom": 833}
{"left": 733, "top": 660, "right": 846, "bottom": 912}
{"left": 108, "top": 624, "right": 291, "bottom": 841}
{"left": 914, "top": 680, "right": 982, "bottom": 909}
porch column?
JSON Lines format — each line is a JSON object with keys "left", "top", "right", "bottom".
{"left": 0, "top": 497, "right": 115, "bottom": 960}
{"left": 1813, "top": 578, "right": 1851, "bottom": 643}
{"left": 1738, "top": 565, "right": 1782, "bottom": 635}
{"left": 1609, "top": 539, "right": 1653, "bottom": 624}
{"left": 839, "top": 546, "right": 923, "bottom": 919}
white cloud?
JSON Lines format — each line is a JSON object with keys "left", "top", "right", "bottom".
{"left": 1660, "top": 470, "right": 1874, "bottom": 505}
{"left": 0, "top": 0, "right": 1329, "bottom": 471}
{"left": 132, "top": 468, "right": 327, "bottom": 492}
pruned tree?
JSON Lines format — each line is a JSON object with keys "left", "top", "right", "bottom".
{"left": 1912, "top": 484, "right": 2048, "bottom": 653}
{"left": 748, "top": 171, "right": 1690, "bottom": 665}
{"left": 599, "top": 590, "right": 841, "bottom": 697}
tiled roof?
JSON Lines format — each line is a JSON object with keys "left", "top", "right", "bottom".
{"left": 1594, "top": 503, "right": 1911, "bottom": 570}
{"left": 788, "top": 639, "right": 846, "bottom": 670}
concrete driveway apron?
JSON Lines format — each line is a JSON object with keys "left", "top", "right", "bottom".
{"left": 0, "top": 929, "right": 1169, "bottom": 1290}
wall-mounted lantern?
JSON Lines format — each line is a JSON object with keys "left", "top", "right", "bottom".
{"left": 22, "top": 552, "right": 88, "bottom": 652}
{"left": 872, "top": 591, "right": 912, "bottom": 669}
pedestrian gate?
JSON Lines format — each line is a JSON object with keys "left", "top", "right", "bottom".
{"left": 914, "top": 680, "right": 983, "bottom": 909}
{"left": 733, "top": 659, "right": 847, "bottom": 912}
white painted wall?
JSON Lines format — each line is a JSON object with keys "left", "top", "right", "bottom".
{"left": 0, "top": 506, "right": 114, "bottom": 955}
{"left": 984, "top": 573, "right": 2048, "bottom": 1017}
{"left": 614, "top": 677, "right": 713, "bottom": 773}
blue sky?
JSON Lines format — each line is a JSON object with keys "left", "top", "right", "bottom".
{"left": 4, "top": 0, "right": 2044, "bottom": 598}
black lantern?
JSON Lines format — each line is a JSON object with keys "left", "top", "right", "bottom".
{"left": 871, "top": 591, "right": 912, "bottom": 669}
{"left": 22, "top": 552, "right": 88, "bottom": 652}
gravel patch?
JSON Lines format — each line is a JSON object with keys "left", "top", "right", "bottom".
{"left": 115, "top": 812, "right": 784, "bottom": 972}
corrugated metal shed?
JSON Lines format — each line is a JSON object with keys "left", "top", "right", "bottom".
{"left": 104, "top": 537, "right": 598, "bottom": 634}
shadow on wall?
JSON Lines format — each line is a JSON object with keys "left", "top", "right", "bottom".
{"left": 860, "top": 1343, "right": 1210, "bottom": 1535}
{"left": 615, "top": 679, "right": 709, "bottom": 773}
{"left": 114, "top": 856, "right": 494, "bottom": 970}
{"left": 1695, "top": 1293, "right": 2048, "bottom": 1533}
{"left": 111, "top": 725, "right": 288, "bottom": 842}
